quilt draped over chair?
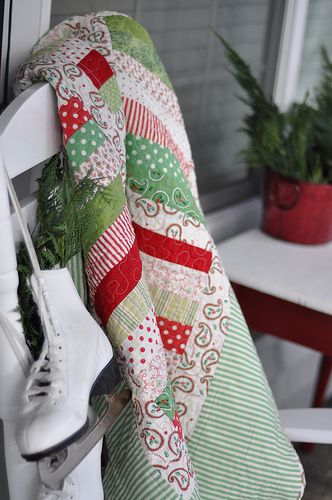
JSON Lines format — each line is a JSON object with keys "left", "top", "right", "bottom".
{"left": 15, "top": 12, "right": 305, "bottom": 499}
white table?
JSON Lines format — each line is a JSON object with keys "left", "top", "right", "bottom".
{"left": 217, "top": 228, "right": 332, "bottom": 408}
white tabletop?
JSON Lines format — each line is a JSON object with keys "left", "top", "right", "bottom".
{"left": 217, "top": 228, "right": 332, "bottom": 316}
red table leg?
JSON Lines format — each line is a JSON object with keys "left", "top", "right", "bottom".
{"left": 232, "top": 283, "right": 332, "bottom": 451}
{"left": 232, "top": 283, "right": 332, "bottom": 356}
{"left": 312, "top": 354, "right": 332, "bottom": 408}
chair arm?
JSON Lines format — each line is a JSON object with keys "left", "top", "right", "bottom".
{"left": 279, "top": 408, "right": 332, "bottom": 444}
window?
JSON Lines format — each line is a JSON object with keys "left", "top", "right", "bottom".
{"left": 2, "top": 0, "right": 323, "bottom": 215}
{"left": 51, "top": 0, "right": 280, "bottom": 211}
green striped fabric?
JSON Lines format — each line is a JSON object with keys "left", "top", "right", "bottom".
{"left": 67, "top": 252, "right": 87, "bottom": 305}
{"left": 93, "top": 288, "right": 304, "bottom": 499}
{"left": 188, "top": 289, "right": 305, "bottom": 499}
{"left": 150, "top": 286, "right": 199, "bottom": 326}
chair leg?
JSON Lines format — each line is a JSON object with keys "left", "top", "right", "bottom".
{"left": 302, "top": 354, "right": 332, "bottom": 452}
{"left": 312, "top": 354, "right": 332, "bottom": 408}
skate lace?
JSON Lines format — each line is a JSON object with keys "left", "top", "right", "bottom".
{"left": 25, "top": 345, "right": 64, "bottom": 404}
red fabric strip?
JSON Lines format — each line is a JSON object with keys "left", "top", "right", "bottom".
{"left": 94, "top": 241, "right": 142, "bottom": 326}
{"left": 133, "top": 223, "right": 212, "bottom": 273}
{"left": 77, "top": 50, "right": 114, "bottom": 89}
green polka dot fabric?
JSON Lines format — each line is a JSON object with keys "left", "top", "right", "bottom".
{"left": 126, "top": 134, "right": 204, "bottom": 223}
{"left": 66, "top": 119, "right": 104, "bottom": 168}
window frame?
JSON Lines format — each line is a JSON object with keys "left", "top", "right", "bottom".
{"left": 1, "top": 0, "right": 51, "bottom": 108}
{"left": 0, "top": 0, "right": 11, "bottom": 109}
{"left": 273, "top": 0, "right": 310, "bottom": 111}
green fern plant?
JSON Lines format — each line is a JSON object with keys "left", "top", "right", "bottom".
{"left": 214, "top": 30, "right": 332, "bottom": 184}
{"left": 17, "top": 242, "right": 44, "bottom": 358}
{"left": 36, "top": 152, "right": 104, "bottom": 268}
{"left": 17, "top": 153, "right": 104, "bottom": 357}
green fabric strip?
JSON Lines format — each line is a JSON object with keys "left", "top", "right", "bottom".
{"left": 105, "top": 16, "right": 172, "bottom": 88}
{"left": 66, "top": 119, "right": 104, "bottom": 169}
{"left": 100, "top": 77, "right": 122, "bottom": 112}
{"left": 105, "top": 14, "right": 154, "bottom": 48}
{"left": 66, "top": 252, "right": 87, "bottom": 305}
{"left": 126, "top": 134, "right": 204, "bottom": 224}
{"left": 184, "top": 300, "right": 199, "bottom": 325}
{"left": 150, "top": 285, "right": 199, "bottom": 326}
{"left": 84, "top": 174, "right": 126, "bottom": 253}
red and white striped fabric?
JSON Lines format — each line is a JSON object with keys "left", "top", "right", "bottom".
{"left": 86, "top": 205, "right": 135, "bottom": 302}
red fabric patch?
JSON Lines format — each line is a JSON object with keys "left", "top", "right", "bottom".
{"left": 94, "top": 241, "right": 142, "bottom": 326}
{"left": 59, "top": 97, "right": 92, "bottom": 142}
{"left": 77, "top": 50, "right": 114, "bottom": 89}
{"left": 157, "top": 317, "right": 192, "bottom": 354}
{"left": 133, "top": 223, "right": 212, "bottom": 273}
{"left": 173, "top": 411, "right": 183, "bottom": 440}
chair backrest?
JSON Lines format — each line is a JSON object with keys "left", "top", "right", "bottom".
{"left": 0, "top": 83, "right": 62, "bottom": 500}
{"left": 0, "top": 82, "right": 61, "bottom": 324}
{"left": 0, "top": 82, "right": 61, "bottom": 178}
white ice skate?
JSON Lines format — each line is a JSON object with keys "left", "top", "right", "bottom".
{"left": 3, "top": 168, "right": 117, "bottom": 461}
{"left": 15, "top": 267, "right": 116, "bottom": 460}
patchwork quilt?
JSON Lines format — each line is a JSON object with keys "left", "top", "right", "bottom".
{"left": 15, "top": 12, "right": 305, "bottom": 499}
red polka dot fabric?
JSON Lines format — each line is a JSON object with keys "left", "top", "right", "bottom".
{"left": 123, "top": 310, "right": 162, "bottom": 367}
{"left": 59, "top": 96, "right": 92, "bottom": 143}
{"left": 157, "top": 317, "right": 192, "bottom": 354}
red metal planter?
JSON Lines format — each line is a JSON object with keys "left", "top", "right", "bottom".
{"left": 262, "top": 169, "right": 332, "bottom": 244}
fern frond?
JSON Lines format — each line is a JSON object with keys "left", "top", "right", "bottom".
{"left": 37, "top": 154, "right": 103, "bottom": 267}
{"left": 16, "top": 243, "right": 44, "bottom": 359}
{"left": 213, "top": 32, "right": 332, "bottom": 183}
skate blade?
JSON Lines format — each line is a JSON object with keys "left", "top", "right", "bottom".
{"left": 38, "top": 389, "right": 131, "bottom": 488}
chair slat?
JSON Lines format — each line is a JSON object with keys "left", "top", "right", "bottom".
{"left": 0, "top": 82, "right": 61, "bottom": 179}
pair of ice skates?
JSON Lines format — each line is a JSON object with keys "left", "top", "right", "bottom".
{"left": 0, "top": 171, "right": 126, "bottom": 499}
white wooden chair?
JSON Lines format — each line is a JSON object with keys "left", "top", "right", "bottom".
{"left": 0, "top": 82, "right": 332, "bottom": 500}
{"left": 0, "top": 83, "right": 61, "bottom": 500}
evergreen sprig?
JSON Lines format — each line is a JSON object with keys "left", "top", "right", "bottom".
{"left": 36, "top": 153, "right": 103, "bottom": 268}
{"left": 17, "top": 242, "right": 44, "bottom": 359}
{"left": 214, "top": 30, "right": 332, "bottom": 184}
{"left": 17, "top": 152, "right": 104, "bottom": 357}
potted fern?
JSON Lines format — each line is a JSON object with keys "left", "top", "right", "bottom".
{"left": 214, "top": 32, "right": 332, "bottom": 244}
